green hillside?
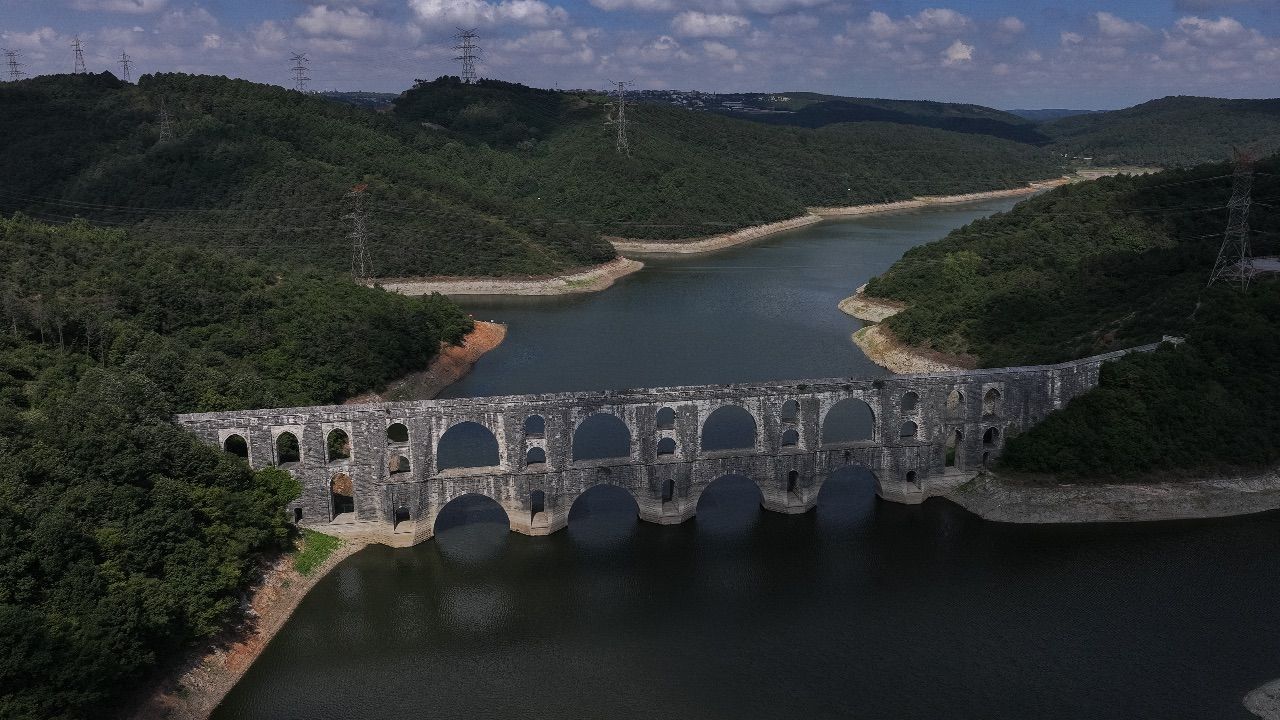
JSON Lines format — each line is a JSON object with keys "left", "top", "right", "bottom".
{"left": 861, "top": 160, "right": 1280, "bottom": 477}
{"left": 0, "top": 72, "right": 612, "bottom": 278}
{"left": 0, "top": 73, "right": 1066, "bottom": 275}
{"left": 395, "top": 78, "right": 1065, "bottom": 239}
{"left": 1041, "top": 96, "right": 1280, "bottom": 167}
{"left": 0, "top": 215, "right": 471, "bottom": 719}
{"left": 710, "top": 92, "right": 1049, "bottom": 144}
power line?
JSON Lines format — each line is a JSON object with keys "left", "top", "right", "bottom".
{"left": 345, "top": 183, "right": 373, "bottom": 283}
{"left": 606, "top": 80, "right": 632, "bottom": 157}
{"left": 290, "top": 51, "right": 311, "bottom": 92}
{"left": 1208, "top": 151, "right": 1255, "bottom": 290}
{"left": 71, "top": 36, "right": 87, "bottom": 74}
{"left": 452, "top": 29, "right": 480, "bottom": 84}
{"left": 3, "top": 48, "right": 25, "bottom": 81}
{"left": 118, "top": 51, "right": 133, "bottom": 83}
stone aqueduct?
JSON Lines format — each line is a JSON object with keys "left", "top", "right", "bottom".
{"left": 178, "top": 346, "right": 1157, "bottom": 545}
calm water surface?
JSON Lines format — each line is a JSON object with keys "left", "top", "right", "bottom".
{"left": 215, "top": 201, "right": 1280, "bottom": 719}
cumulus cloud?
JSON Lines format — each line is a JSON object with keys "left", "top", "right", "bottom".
{"left": 589, "top": 0, "right": 673, "bottom": 9}
{"left": 858, "top": 8, "right": 971, "bottom": 43}
{"left": 941, "top": 39, "right": 973, "bottom": 65}
{"left": 591, "top": 0, "right": 824, "bottom": 12}
{"left": 407, "top": 0, "right": 569, "bottom": 28}
{"left": 70, "top": 0, "right": 167, "bottom": 13}
{"left": 702, "top": 40, "right": 738, "bottom": 60}
{"left": 671, "top": 11, "right": 750, "bottom": 38}
{"left": 996, "top": 16, "right": 1025, "bottom": 34}
{"left": 1094, "top": 11, "right": 1150, "bottom": 41}
{"left": 295, "top": 5, "right": 385, "bottom": 40}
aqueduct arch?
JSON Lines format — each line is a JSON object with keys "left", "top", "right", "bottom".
{"left": 178, "top": 344, "right": 1160, "bottom": 545}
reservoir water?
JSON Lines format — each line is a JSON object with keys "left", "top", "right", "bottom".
{"left": 213, "top": 200, "right": 1280, "bottom": 719}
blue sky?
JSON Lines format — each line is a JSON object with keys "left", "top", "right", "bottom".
{"left": 3, "top": 0, "right": 1278, "bottom": 107}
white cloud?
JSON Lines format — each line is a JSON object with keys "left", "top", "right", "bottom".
{"left": 672, "top": 11, "right": 750, "bottom": 38}
{"left": 1095, "top": 11, "right": 1150, "bottom": 40}
{"left": 1060, "top": 30, "right": 1083, "bottom": 45}
{"left": 295, "top": 5, "right": 385, "bottom": 40}
{"left": 941, "top": 39, "right": 973, "bottom": 65}
{"left": 70, "top": 0, "right": 167, "bottom": 13}
{"left": 590, "top": 0, "right": 673, "bottom": 9}
{"left": 702, "top": 40, "right": 738, "bottom": 60}
{"left": 857, "top": 8, "right": 971, "bottom": 43}
{"left": 407, "top": 0, "right": 569, "bottom": 27}
{"left": 996, "top": 16, "right": 1025, "bottom": 34}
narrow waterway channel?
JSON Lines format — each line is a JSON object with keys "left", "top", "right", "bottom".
{"left": 213, "top": 199, "right": 1280, "bottom": 720}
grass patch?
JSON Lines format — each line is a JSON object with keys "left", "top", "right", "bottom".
{"left": 293, "top": 529, "right": 342, "bottom": 576}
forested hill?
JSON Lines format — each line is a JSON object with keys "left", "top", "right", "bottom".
{"left": 0, "top": 72, "right": 613, "bottom": 278}
{"left": 711, "top": 94, "right": 1050, "bottom": 144}
{"left": 861, "top": 160, "right": 1280, "bottom": 478}
{"left": 0, "top": 215, "right": 472, "bottom": 719}
{"left": 0, "top": 73, "right": 1066, "bottom": 277}
{"left": 393, "top": 78, "right": 1065, "bottom": 238}
{"left": 1041, "top": 96, "right": 1280, "bottom": 167}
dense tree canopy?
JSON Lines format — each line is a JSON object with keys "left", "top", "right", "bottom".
{"left": 395, "top": 78, "right": 1067, "bottom": 239}
{"left": 0, "top": 216, "right": 471, "bottom": 719}
{"left": 1041, "top": 96, "right": 1280, "bottom": 167}
{"left": 862, "top": 159, "right": 1280, "bottom": 478}
{"left": 0, "top": 73, "right": 1067, "bottom": 274}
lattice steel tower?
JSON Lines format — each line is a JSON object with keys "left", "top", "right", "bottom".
{"left": 607, "top": 80, "right": 632, "bottom": 156}
{"left": 345, "top": 183, "right": 373, "bottom": 283}
{"left": 118, "top": 51, "right": 133, "bottom": 82}
{"left": 157, "top": 97, "right": 174, "bottom": 142}
{"left": 72, "top": 36, "right": 87, "bottom": 74}
{"left": 1208, "top": 151, "right": 1255, "bottom": 290}
{"left": 453, "top": 29, "right": 480, "bottom": 84}
{"left": 290, "top": 52, "right": 311, "bottom": 92}
{"left": 3, "top": 49, "right": 25, "bottom": 81}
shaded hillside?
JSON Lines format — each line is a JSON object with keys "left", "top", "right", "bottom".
{"left": 1006, "top": 108, "right": 1100, "bottom": 122}
{"left": 0, "top": 215, "right": 470, "bottom": 719}
{"left": 1042, "top": 96, "right": 1280, "bottom": 166}
{"left": 0, "top": 72, "right": 612, "bottom": 277}
{"left": 860, "top": 159, "right": 1280, "bottom": 478}
{"left": 395, "top": 78, "right": 1066, "bottom": 239}
{"left": 716, "top": 97, "right": 1049, "bottom": 145}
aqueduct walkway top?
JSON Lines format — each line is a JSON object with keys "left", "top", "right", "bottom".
{"left": 177, "top": 344, "right": 1160, "bottom": 545}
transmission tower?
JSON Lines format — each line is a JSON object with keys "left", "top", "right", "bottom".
{"left": 290, "top": 52, "right": 311, "bottom": 92}
{"left": 452, "top": 28, "right": 480, "bottom": 84}
{"left": 345, "top": 184, "right": 373, "bottom": 283}
{"left": 1208, "top": 151, "right": 1255, "bottom": 290}
{"left": 118, "top": 51, "right": 133, "bottom": 82}
{"left": 157, "top": 97, "right": 174, "bottom": 143}
{"left": 2, "top": 49, "right": 25, "bottom": 81}
{"left": 72, "top": 36, "right": 87, "bottom": 74}
{"left": 606, "top": 80, "right": 632, "bottom": 156}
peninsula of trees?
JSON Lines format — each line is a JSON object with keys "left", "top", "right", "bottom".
{"left": 862, "top": 159, "right": 1279, "bottom": 478}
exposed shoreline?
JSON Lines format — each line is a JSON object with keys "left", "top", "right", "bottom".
{"left": 345, "top": 321, "right": 507, "bottom": 403}
{"left": 809, "top": 177, "right": 1071, "bottom": 218}
{"left": 938, "top": 468, "right": 1280, "bottom": 524}
{"left": 839, "top": 283, "right": 975, "bottom": 373}
{"left": 611, "top": 178, "right": 1071, "bottom": 258}
{"left": 369, "top": 179, "right": 1072, "bottom": 298}
{"left": 609, "top": 214, "right": 824, "bottom": 255}
{"left": 374, "top": 257, "right": 644, "bottom": 297}
{"left": 126, "top": 537, "right": 366, "bottom": 720}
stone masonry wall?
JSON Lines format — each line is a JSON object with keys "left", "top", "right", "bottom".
{"left": 178, "top": 344, "right": 1160, "bottom": 544}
